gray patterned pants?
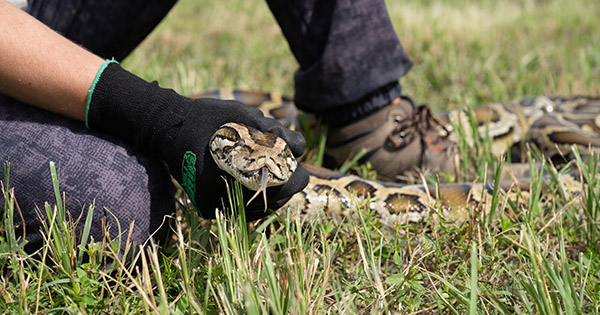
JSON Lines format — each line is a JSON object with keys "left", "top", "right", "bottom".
{"left": 0, "top": 96, "right": 175, "bottom": 252}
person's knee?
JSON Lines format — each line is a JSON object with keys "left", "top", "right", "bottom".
{"left": 3, "top": 157, "right": 175, "bottom": 254}
{"left": 89, "top": 157, "right": 175, "bottom": 250}
{"left": 0, "top": 99, "right": 175, "bottom": 253}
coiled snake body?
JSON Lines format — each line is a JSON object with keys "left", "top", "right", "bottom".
{"left": 203, "top": 90, "right": 599, "bottom": 226}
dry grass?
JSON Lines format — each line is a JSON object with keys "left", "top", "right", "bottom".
{"left": 2, "top": 0, "right": 600, "bottom": 313}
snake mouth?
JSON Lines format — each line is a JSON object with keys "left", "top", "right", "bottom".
{"left": 246, "top": 166, "right": 270, "bottom": 210}
{"left": 238, "top": 167, "right": 285, "bottom": 184}
{"left": 239, "top": 169, "right": 261, "bottom": 180}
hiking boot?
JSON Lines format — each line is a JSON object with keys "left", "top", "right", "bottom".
{"left": 325, "top": 96, "right": 458, "bottom": 182}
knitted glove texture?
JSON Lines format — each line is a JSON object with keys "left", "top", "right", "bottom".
{"left": 87, "top": 62, "right": 308, "bottom": 219}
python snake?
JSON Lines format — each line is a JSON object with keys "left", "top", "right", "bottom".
{"left": 201, "top": 90, "right": 599, "bottom": 226}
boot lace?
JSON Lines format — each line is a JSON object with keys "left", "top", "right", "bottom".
{"left": 385, "top": 97, "right": 451, "bottom": 152}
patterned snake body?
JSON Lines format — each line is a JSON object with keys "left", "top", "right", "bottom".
{"left": 201, "top": 90, "right": 598, "bottom": 225}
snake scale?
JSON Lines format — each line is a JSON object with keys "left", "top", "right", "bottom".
{"left": 199, "top": 90, "right": 600, "bottom": 226}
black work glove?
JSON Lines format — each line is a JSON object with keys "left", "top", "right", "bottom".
{"left": 86, "top": 61, "right": 309, "bottom": 220}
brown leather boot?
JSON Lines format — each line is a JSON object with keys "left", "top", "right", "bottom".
{"left": 325, "top": 96, "right": 458, "bottom": 182}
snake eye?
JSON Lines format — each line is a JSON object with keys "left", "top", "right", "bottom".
{"left": 280, "top": 146, "right": 293, "bottom": 158}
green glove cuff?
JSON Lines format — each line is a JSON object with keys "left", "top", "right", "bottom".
{"left": 85, "top": 59, "right": 119, "bottom": 129}
{"left": 182, "top": 151, "right": 199, "bottom": 211}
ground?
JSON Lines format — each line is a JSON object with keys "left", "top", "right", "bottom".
{"left": 1, "top": 0, "right": 600, "bottom": 313}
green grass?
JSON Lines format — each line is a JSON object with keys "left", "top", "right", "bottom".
{"left": 2, "top": 0, "right": 600, "bottom": 313}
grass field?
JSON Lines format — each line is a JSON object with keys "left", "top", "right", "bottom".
{"left": 2, "top": 0, "right": 600, "bottom": 313}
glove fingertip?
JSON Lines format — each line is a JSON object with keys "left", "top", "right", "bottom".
{"left": 261, "top": 122, "right": 306, "bottom": 157}
{"left": 294, "top": 166, "right": 310, "bottom": 189}
{"left": 281, "top": 165, "right": 310, "bottom": 196}
{"left": 284, "top": 129, "right": 306, "bottom": 157}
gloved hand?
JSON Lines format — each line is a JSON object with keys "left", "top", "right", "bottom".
{"left": 86, "top": 61, "right": 309, "bottom": 220}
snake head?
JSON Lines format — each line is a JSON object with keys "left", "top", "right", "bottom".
{"left": 209, "top": 122, "right": 298, "bottom": 209}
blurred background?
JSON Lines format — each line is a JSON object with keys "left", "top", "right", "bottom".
{"left": 124, "top": 0, "right": 600, "bottom": 112}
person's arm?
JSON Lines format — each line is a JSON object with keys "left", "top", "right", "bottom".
{"left": 0, "top": 0, "right": 309, "bottom": 219}
{"left": 0, "top": 0, "right": 103, "bottom": 121}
